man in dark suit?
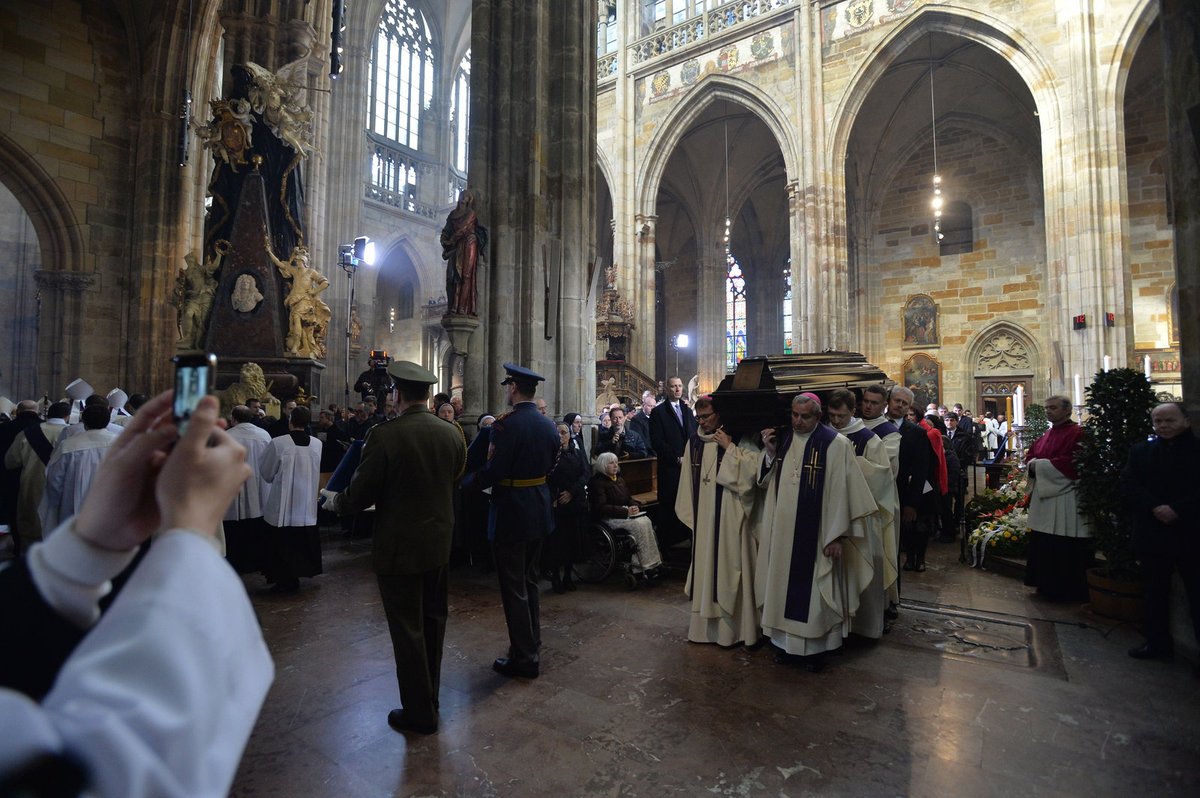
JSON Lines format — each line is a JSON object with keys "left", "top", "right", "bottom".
{"left": 1120, "top": 402, "right": 1200, "bottom": 666}
{"left": 887, "top": 386, "right": 936, "bottom": 571}
{"left": 944, "top": 412, "right": 978, "bottom": 538}
{"left": 327, "top": 361, "right": 466, "bottom": 735}
{"left": 463, "top": 363, "right": 560, "bottom": 679}
{"left": 649, "top": 376, "right": 697, "bottom": 547}
{"left": 625, "top": 390, "right": 657, "bottom": 457}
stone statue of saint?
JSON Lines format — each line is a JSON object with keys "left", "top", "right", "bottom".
{"left": 265, "top": 237, "right": 332, "bottom": 359}
{"left": 178, "top": 241, "right": 227, "bottom": 349}
{"left": 441, "top": 189, "right": 489, "bottom": 316}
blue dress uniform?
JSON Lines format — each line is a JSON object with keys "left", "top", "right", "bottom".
{"left": 464, "top": 363, "right": 560, "bottom": 677}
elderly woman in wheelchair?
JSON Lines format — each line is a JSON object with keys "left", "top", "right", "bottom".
{"left": 587, "top": 452, "right": 663, "bottom": 584}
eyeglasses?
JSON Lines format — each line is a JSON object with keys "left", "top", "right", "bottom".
{"left": 695, "top": 412, "right": 715, "bottom": 421}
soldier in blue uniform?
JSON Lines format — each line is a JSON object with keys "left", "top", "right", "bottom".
{"left": 464, "top": 363, "right": 560, "bottom": 678}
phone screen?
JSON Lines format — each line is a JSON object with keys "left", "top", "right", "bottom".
{"left": 173, "top": 353, "right": 216, "bottom": 433}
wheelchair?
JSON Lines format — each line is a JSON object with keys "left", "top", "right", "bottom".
{"left": 574, "top": 518, "right": 658, "bottom": 590}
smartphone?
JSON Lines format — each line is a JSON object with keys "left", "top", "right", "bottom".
{"left": 173, "top": 352, "right": 217, "bottom": 433}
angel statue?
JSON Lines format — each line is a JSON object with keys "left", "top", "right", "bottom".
{"left": 242, "top": 59, "right": 315, "bottom": 158}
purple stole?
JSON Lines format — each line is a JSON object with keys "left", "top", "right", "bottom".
{"left": 689, "top": 431, "right": 728, "bottom": 597}
{"left": 777, "top": 423, "right": 837, "bottom": 622}
{"left": 870, "top": 419, "right": 899, "bottom": 439}
{"left": 847, "top": 427, "right": 876, "bottom": 458}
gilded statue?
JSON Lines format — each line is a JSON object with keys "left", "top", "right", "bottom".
{"left": 196, "top": 99, "right": 254, "bottom": 171}
{"left": 441, "top": 189, "right": 489, "bottom": 316}
{"left": 178, "top": 241, "right": 227, "bottom": 349}
{"left": 242, "top": 60, "right": 315, "bottom": 158}
{"left": 265, "top": 236, "right": 332, "bottom": 359}
{"left": 217, "top": 362, "right": 280, "bottom": 417}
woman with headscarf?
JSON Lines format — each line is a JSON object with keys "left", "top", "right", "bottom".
{"left": 563, "top": 412, "right": 588, "bottom": 462}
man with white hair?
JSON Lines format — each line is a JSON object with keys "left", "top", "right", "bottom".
{"left": 756, "top": 393, "right": 876, "bottom": 670}
{"left": 625, "top": 390, "right": 657, "bottom": 457}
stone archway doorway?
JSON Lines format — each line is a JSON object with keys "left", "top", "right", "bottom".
{"left": 968, "top": 322, "right": 1038, "bottom": 418}
{"left": 974, "top": 377, "right": 1031, "bottom": 419}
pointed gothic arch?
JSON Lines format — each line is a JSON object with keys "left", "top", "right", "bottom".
{"left": 635, "top": 74, "right": 799, "bottom": 216}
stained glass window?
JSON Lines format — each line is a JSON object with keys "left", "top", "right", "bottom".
{"left": 725, "top": 253, "right": 747, "bottom": 372}
{"left": 782, "top": 263, "right": 793, "bottom": 354}
{"left": 451, "top": 50, "right": 470, "bottom": 173}
{"left": 369, "top": 0, "right": 434, "bottom": 151}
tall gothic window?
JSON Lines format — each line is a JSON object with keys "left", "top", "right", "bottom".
{"left": 725, "top": 254, "right": 747, "bottom": 372}
{"left": 782, "top": 263, "right": 793, "bottom": 354}
{"left": 369, "top": 0, "right": 434, "bottom": 151}
{"left": 451, "top": 50, "right": 470, "bottom": 173}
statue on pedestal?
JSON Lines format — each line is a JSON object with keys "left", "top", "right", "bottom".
{"left": 441, "top": 189, "right": 489, "bottom": 316}
{"left": 265, "top": 236, "right": 331, "bottom": 359}
{"left": 177, "top": 241, "right": 227, "bottom": 349}
{"left": 217, "top": 362, "right": 281, "bottom": 417}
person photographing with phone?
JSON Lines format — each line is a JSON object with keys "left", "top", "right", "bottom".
{"left": 0, "top": 389, "right": 274, "bottom": 797}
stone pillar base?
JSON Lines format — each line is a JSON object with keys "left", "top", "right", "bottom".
{"left": 441, "top": 314, "right": 481, "bottom": 356}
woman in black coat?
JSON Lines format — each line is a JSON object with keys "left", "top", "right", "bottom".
{"left": 546, "top": 422, "right": 589, "bottom": 592}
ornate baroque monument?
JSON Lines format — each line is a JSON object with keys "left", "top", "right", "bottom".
{"left": 177, "top": 58, "right": 326, "bottom": 403}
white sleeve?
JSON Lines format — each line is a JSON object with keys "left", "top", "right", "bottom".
{"left": 26, "top": 519, "right": 140, "bottom": 628}
{"left": 30, "top": 530, "right": 273, "bottom": 798}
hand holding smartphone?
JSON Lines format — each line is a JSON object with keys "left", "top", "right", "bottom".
{"left": 173, "top": 352, "right": 217, "bottom": 434}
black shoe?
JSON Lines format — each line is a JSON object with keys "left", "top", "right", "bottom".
{"left": 551, "top": 574, "right": 565, "bottom": 594}
{"left": 799, "top": 653, "right": 828, "bottom": 673}
{"left": 902, "top": 559, "right": 915, "bottom": 571}
{"left": 1128, "top": 642, "right": 1173, "bottom": 660}
{"left": 884, "top": 606, "right": 900, "bottom": 621}
{"left": 563, "top": 576, "right": 577, "bottom": 592}
{"left": 387, "top": 709, "right": 437, "bottom": 735}
{"left": 492, "top": 657, "right": 539, "bottom": 679}
{"left": 915, "top": 561, "right": 927, "bottom": 572}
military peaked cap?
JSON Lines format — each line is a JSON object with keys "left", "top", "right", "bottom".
{"left": 390, "top": 361, "right": 438, "bottom": 385}
{"left": 500, "top": 362, "right": 545, "bottom": 385}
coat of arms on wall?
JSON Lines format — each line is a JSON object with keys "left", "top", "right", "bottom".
{"left": 902, "top": 293, "right": 939, "bottom": 349}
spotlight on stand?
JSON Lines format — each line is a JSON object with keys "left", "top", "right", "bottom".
{"left": 671, "top": 333, "right": 690, "bottom": 376}
{"left": 340, "top": 235, "right": 375, "bottom": 406}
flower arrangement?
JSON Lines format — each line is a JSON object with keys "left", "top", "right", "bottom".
{"left": 966, "top": 469, "right": 1031, "bottom": 566}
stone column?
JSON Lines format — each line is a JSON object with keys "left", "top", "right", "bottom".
{"left": 632, "top": 213, "right": 658, "bottom": 373}
{"left": 1162, "top": 0, "right": 1199, "bottom": 416}
{"left": 468, "top": 0, "right": 596, "bottom": 418}
{"left": 696, "top": 246, "right": 726, "bottom": 393}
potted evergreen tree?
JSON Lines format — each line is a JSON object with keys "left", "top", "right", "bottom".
{"left": 1074, "top": 367, "right": 1157, "bottom": 619}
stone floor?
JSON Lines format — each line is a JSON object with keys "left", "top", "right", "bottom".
{"left": 229, "top": 534, "right": 1200, "bottom": 797}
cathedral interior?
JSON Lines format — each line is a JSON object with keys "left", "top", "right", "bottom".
{"left": 2, "top": 0, "right": 1199, "bottom": 795}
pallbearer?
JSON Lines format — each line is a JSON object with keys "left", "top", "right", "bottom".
{"left": 676, "top": 396, "right": 763, "bottom": 647}
{"left": 755, "top": 393, "right": 876, "bottom": 670}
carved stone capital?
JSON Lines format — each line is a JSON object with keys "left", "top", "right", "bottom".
{"left": 34, "top": 270, "right": 95, "bottom": 293}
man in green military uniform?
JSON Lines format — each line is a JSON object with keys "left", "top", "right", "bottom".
{"left": 324, "top": 361, "right": 465, "bottom": 735}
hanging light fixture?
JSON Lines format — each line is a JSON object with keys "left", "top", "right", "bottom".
{"left": 723, "top": 104, "right": 732, "bottom": 256}
{"left": 928, "top": 33, "right": 943, "bottom": 244}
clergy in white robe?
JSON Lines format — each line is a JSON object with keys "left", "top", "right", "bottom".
{"left": 861, "top": 385, "right": 903, "bottom": 605}
{"left": 259, "top": 406, "right": 323, "bottom": 591}
{"left": 826, "top": 390, "right": 899, "bottom": 639}
{"left": 39, "top": 407, "right": 117, "bottom": 533}
{"left": 675, "top": 397, "right": 763, "bottom": 647}
{"left": 224, "top": 406, "right": 274, "bottom": 574}
{"left": 755, "top": 394, "right": 877, "bottom": 663}
{"left": 4, "top": 405, "right": 69, "bottom": 548}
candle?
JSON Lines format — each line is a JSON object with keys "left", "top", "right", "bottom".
{"left": 1014, "top": 386, "right": 1025, "bottom": 426}
{"left": 1103, "top": 354, "right": 1112, "bottom": 372}
{"left": 1143, "top": 354, "right": 1152, "bottom": 380}
{"left": 1073, "top": 374, "right": 1083, "bottom": 407}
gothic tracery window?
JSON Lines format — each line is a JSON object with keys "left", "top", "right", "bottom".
{"left": 451, "top": 50, "right": 470, "bottom": 173}
{"left": 725, "top": 253, "right": 747, "bottom": 372}
{"left": 782, "top": 262, "right": 793, "bottom": 354}
{"left": 369, "top": 0, "right": 435, "bottom": 151}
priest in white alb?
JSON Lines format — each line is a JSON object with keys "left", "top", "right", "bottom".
{"left": 259, "top": 405, "right": 323, "bottom": 592}
{"left": 675, "top": 395, "right": 763, "bottom": 647}
{"left": 38, "top": 405, "right": 118, "bottom": 533}
{"left": 826, "top": 389, "right": 899, "bottom": 639}
{"left": 224, "top": 405, "right": 274, "bottom": 574}
{"left": 756, "top": 393, "right": 877, "bottom": 669}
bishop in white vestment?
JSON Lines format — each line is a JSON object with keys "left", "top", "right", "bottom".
{"left": 39, "top": 407, "right": 118, "bottom": 533}
{"left": 755, "top": 394, "right": 877, "bottom": 662}
{"left": 676, "top": 397, "right": 763, "bottom": 647}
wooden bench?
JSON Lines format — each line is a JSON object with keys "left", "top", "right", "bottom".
{"left": 619, "top": 456, "right": 658, "bottom": 507}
